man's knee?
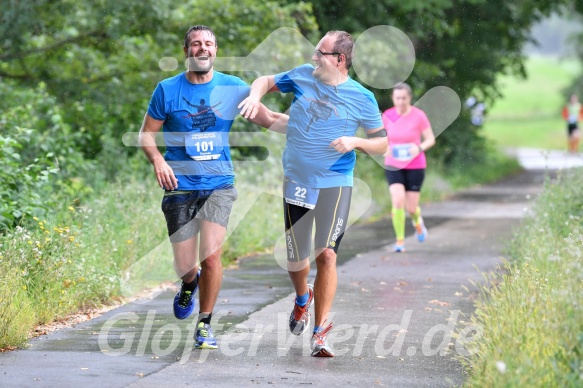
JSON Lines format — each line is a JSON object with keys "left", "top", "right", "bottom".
{"left": 316, "top": 248, "right": 337, "bottom": 269}
{"left": 288, "top": 257, "right": 310, "bottom": 273}
{"left": 200, "top": 251, "right": 222, "bottom": 271}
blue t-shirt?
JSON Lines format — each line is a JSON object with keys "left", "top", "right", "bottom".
{"left": 147, "top": 71, "right": 249, "bottom": 190}
{"left": 274, "top": 64, "right": 383, "bottom": 188}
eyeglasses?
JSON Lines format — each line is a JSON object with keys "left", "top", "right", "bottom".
{"left": 314, "top": 49, "right": 340, "bottom": 58}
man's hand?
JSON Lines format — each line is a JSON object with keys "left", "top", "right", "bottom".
{"left": 153, "top": 158, "right": 178, "bottom": 190}
{"left": 330, "top": 136, "right": 360, "bottom": 154}
{"left": 238, "top": 95, "right": 262, "bottom": 120}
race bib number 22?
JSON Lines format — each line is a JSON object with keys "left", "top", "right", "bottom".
{"left": 284, "top": 178, "right": 319, "bottom": 210}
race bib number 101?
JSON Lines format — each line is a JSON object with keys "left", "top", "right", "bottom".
{"left": 185, "top": 132, "right": 223, "bottom": 161}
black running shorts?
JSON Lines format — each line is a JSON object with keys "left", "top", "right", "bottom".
{"left": 384, "top": 168, "right": 425, "bottom": 192}
{"left": 161, "top": 186, "right": 237, "bottom": 243}
{"left": 283, "top": 184, "right": 352, "bottom": 262}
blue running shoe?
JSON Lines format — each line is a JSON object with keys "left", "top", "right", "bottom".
{"left": 195, "top": 322, "right": 218, "bottom": 349}
{"left": 173, "top": 268, "right": 200, "bottom": 320}
{"left": 413, "top": 218, "right": 428, "bottom": 243}
{"left": 393, "top": 242, "right": 406, "bottom": 253}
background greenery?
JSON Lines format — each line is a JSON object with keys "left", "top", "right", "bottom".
{"left": 1, "top": 0, "right": 583, "bottom": 349}
{"left": 462, "top": 168, "right": 583, "bottom": 387}
{"left": 482, "top": 56, "right": 581, "bottom": 149}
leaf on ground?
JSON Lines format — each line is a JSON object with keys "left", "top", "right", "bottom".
{"left": 429, "top": 299, "right": 451, "bottom": 306}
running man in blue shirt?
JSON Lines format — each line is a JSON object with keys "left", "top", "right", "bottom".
{"left": 139, "top": 25, "right": 286, "bottom": 350}
{"left": 239, "top": 30, "right": 388, "bottom": 357}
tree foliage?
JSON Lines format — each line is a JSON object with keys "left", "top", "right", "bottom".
{"left": 0, "top": 0, "right": 318, "bottom": 229}
{"left": 279, "top": 0, "right": 580, "bottom": 165}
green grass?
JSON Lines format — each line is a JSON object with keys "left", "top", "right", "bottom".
{"left": 0, "top": 174, "right": 172, "bottom": 348}
{"left": 462, "top": 168, "right": 583, "bottom": 387}
{"left": 482, "top": 56, "right": 581, "bottom": 149}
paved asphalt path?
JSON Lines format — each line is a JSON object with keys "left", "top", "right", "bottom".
{"left": 0, "top": 169, "right": 550, "bottom": 387}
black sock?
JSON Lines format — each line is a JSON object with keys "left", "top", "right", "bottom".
{"left": 182, "top": 272, "right": 199, "bottom": 292}
{"left": 198, "top": 312, "right": 212, "bottom": 325}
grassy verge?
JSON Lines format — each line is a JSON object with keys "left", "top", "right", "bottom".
{"left": 482, "top": 56, "right": 581, "bottom": 150}
{"left": 462, "top": 168, "right": 583, "bottom": 387}
{"left": 0, "top": 174, "right": 170, "bottom": 348}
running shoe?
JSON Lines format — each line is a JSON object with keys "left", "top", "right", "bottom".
{"left": 173, "top": 268, "right": 201, "bottom": 320}
{"left": 289, "top": 284, "right": 314, "bottom": 335}
{"left": 393, "top": 242, "right": 406, "bottom": 253}
{"left": 413, "top": 217, "right": 428, "bottom": 243}
{"left": 194, "top": 321, "right": 218, "bottom": 349}
{"left": 311, "top": 323, "right": 334, "bottom": 357}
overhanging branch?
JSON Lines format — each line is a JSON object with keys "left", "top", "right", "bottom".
{"left": 0, "top": 30, "right": 107, "bottom": 61}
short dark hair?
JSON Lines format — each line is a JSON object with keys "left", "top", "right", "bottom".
{"left": 183, "top": 25, "right": 217, "bottom": 48}
{"left": 393, "top": 82, "right": 413, "bottom": 97}
{"left": 325, "top": 30, "right": 354, "bottom": 69}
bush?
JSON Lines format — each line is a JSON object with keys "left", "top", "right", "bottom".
{"left": 0, "top": 82, "right": 95, "bottom": 229}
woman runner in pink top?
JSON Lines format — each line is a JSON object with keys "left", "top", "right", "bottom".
{"left": 382, "top": 83, "right": 435, "bottom": 252}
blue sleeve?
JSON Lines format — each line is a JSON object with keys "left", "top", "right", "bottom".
{"left": 359, "top": 92, "right": 383, "bottom": 131}
{"left": 274, "top": 70, "right": 295, "bottom": 94}
{"left": 274, "top": 65, "right": 311, "bottom": 94}
{"left": 147, "top": 83, "right": 166, "bottom": 121}
{"left": 210, "top": 77, "right": 250, "bottom": 120}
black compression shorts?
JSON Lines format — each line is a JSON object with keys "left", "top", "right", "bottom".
{"left": 283, "top": 184, "right": 352, "bottom": 262}
{"left": 568, "top": 122, "right": 579, "bottom": 136}
{"left": 384, "top": 168, "right": 425, "bottom": 192}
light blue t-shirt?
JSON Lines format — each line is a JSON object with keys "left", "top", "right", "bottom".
{"left": 148, "top": 71, "right": 249, "bottom": 190}
{"left": 274, "top": 64, "right": 383, "bottom": 188}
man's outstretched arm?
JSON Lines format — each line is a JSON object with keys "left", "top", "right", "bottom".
{"left": 247, "top": 104, "right": 289, "bottom": 134}
{"left": 238, "top": 75, "right": 279, "bottom": 120}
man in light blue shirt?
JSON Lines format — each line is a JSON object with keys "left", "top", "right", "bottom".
{"left": 240, "top": 30, "right": 387, "bottom": 357}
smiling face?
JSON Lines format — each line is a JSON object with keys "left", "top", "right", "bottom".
{"left": 183, "top": 30, "right": 217, "bottom": 74}
{"left": 311, "top": 35, "right": 342, "bottom": 83}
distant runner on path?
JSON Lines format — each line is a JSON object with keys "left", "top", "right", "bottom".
{"left": 562, "top": 94, "right": 582, "bottom": 154}
{"left": 383, "top": 83, "right": 435, "bottom": 253}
